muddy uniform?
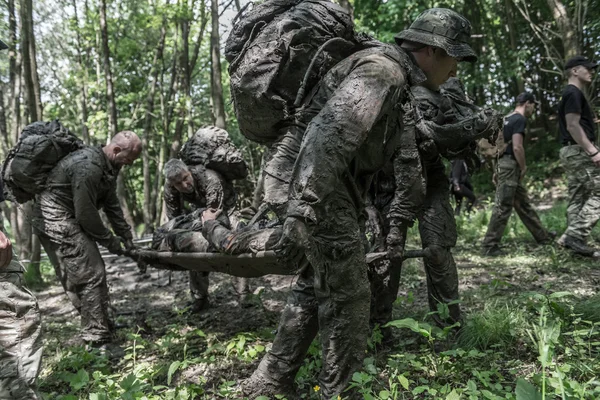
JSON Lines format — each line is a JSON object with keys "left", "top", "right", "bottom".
{"left": 482, "top": 113, "right": 549, "bottom": 251}
{"left": 163, "top": 164, "right": 243, "bottom": 304}
{"left": 558, "top": 84, "right": 600, "bottom": 243}
{"left": 33, "top": 146, "right": 132, "bottom": 343}
{"left": 0, "top": 186, "right": 43, "bottom": 399}
{"left": 368, "top": 83, "right": 496, "bottom": 329}
{"left": 245, "top": 44, "right": 427, "bottom": 399}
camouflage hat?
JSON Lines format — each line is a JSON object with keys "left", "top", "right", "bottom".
{"left": 0, "top": 40, "right": 8, "bottom": 51}
{"left": 395, "top": 8, "right": 477, "bottom": 63}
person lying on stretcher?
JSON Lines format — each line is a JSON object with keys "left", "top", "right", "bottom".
{"left": 151, "top": 208, "right": 282, "bottom": 255}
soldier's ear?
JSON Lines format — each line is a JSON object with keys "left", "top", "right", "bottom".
{"left": 113, "top": 145, "right": 123, "bottom": 154}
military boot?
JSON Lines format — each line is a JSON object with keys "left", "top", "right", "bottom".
{"left": 557, "top": 234, "right": 600, "bottom": 257}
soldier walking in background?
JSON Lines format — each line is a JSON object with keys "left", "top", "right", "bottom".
{"left": 33, "top": 131, "right": 141, "bottom": 347}
{"left": 481, "top": 92, "right": 553, "bottom": 256}
{"left": 450, "top": 158, "right": 476, "bottom": 215}
{"left": 556, "top": 56, "right": 600, "bottom": 257}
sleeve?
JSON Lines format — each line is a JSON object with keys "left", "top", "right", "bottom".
{"left": 511, "top": 116, "right": 526, "bottom": 136}
{"left": 287, "top": 55, "right": 407, "bottom": 224}
{"left": 70, "top": 165, "right": 115, "bottom": 244}
{"left": 164, "top": 184, "right": 183, "bottom": 220}
{"left": 102, "top": 183, "right": 133, "bottom": 240}
{"left": 563, "top": 90, "right": 583, "bottom": 115}
{"left": 204, "top": 169, "right": 227, "bottom": 210}
{"left": 386, "top": 103, "right": 427, "bottom": 226}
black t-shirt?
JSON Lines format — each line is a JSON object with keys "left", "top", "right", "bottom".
{"left": 558, "top": 84, "right": 596, "bottom": 145}
{"left": 503, "top": 113, "right": 527, "bottom": 156}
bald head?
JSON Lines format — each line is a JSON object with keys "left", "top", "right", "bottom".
{"left": 103, "top": 131, "right": 142, "bottom": 167}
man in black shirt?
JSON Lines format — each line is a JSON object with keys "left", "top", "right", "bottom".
{"left": 450, "top": 158, "right": 476, "bottom": 215}
{"left": 482, "top": 92, "right": 552, "bottom": 256}
{"left": 556, "top": 55, "right": 600, "bottom": 257}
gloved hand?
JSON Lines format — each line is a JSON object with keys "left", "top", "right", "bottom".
{"left": 274, "top": 216, "right": 311, "bottom": 266}
{"left": 386, "top": 224, "right": 407, "bottom": 263}
{"left": 365, "top": 205, "right": 382, "bottom": 240}
{"left": 0, "top": 231, "right": 13, "bottom": 269}
{"left": 104, "top": 236, "right": 125, "bottom": 255}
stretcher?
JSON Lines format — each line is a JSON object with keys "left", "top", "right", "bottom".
{"left": 129, "top": 248, "right": 431, "bottom": 278}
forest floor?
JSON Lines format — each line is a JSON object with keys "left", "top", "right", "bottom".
{"left": 34, "top": 195, "right": 600, "bottom": 400}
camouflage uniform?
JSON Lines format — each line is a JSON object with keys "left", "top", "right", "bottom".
{"left": 0, "top": 218, "right": 43, "bottom": 399}
{"left": 33, "top": 146, "right": 133, "bottom": 343}
{"left": 369, "top": 81, "right": 500, "bottom": 329}
{"left": 163, "top": 164, "right": 247, "bottom": 304}
{"left": 560, "top": 146, "right": 600, "bottom": 241}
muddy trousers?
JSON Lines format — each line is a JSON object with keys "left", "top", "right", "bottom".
{"left": 560, "top": 145, "right": 600, "bottom": 241}
{"left": 39, "top": 233, "right": 113, "bottom": 343}
{"left": 247, "top": 190, "right": 370, "bottom": 399}
{"left": 370, "top": 162, "right": 461, "bottom": 327}
{"left": 482, "top": 156, "right": 548, "bottom": 249}
{"left": 0, "top": 268, "right": 43, "bottom": 400}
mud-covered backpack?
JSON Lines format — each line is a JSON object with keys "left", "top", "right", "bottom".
{"left": 2, "top": 120, "right": 84, "bottom": 203}
{"left": 179, "top": 126, "right": 248, "bottom": 181}
{"left": 225, "top": 0, "right": 360, "bottom": 144}
{"left": 477, "top": 112, "right": 514, "bottom": 161}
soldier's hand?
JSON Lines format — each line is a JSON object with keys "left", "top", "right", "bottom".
{"left": 365, "top": 206, "right": 382, "bottom": 239}
{"left": 519, "top": 166, "right": 527, "bottom": 180}
{"left": 591, "top": 152, "right": 600, "bottom": 167}
{"left": 105, "top": 236, "right": 125, "bottom": 255}
{"left": 386, "top": 225, "right": 406, "bottom": 263}
{"left": 274, "top": 217, "right": 310, "bottom": 266}
{"left": 201, "top": 208, "right": 222, "bottom": 223}
{"left": 121, "top": 237, "right": 135, "bottom": 251}
{"left": 453, "top": 184, "right": 461, "bottom": 193}
{"left": 0, "top": 231, "right": 13, "bottom": 269}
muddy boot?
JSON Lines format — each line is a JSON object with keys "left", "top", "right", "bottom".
{"left": 481, "top": 245, "right": 505, "bottom": 257}
{"left": 241, "top": 360, "right": 297, "bottom": 400}
{"left": 557, "top": 234, "right": 600, "bottom": 257}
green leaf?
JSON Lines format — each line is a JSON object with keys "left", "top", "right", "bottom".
{"left": 515, "top": 378, "right": 543, "bottom": 400}
{"left": 379, "top": 390, "right": 390, "bottom": 399}
{"left": 398, "top": 374, "right": 410, "bottom": 390}
{"left": 71, "top": 369, "right": 89, "bottom": 392}
{"left": 446, "top": 389, "right": 460, "bottom": 400}
{"left": 167, "top": 361, "right": 181, "bottom": 385}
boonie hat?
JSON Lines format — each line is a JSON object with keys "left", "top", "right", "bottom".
{"left": 395, "top": 8, "right": 477, "bottom": 63}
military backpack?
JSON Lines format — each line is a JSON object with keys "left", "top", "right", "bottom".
{"left": 225, "top": 0, "right": 361, "bottom": 144}
{"left": 179, "top": 126, "right": 248, "bottom": 181}
{"left": 2, "top": 120, "right": 84, "bottom": 203}
{"left": 477, "top": 112, "right": 515, "bottom": 160}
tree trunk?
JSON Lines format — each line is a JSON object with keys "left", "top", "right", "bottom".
{"left": 98, "top": 0, "right": 118, "bottom": 138}
{"left": 210, "top": 0, "right": 227, "bottom": 129}
{"left": 0, "top": 87, "right": 9, "bottom": 156}
{"left": 142, "top": 23, "right": 166, "bottom": 233}
{"left": 505, "top": 0, "right": 524, "bottom": 95}
{"left": 547, "top": 0, "right": 580, "bottom": 58}
{"left": 72, "top": 0, "right": 90, "bottom": 144}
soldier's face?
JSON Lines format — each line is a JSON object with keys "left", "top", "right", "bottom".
{"left": 114, "top": 146, "right": 141, "bottom": 167}
{"left": 575, "top": 66, "right": 594, "bottom": 84}
{"left": 172, "top": 171, "right": 194, "bottom": 194}
{"left": 429, "top": 48, "right": 459, "bottom": 88}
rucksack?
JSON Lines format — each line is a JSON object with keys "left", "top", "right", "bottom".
{"left": 2, "top": 120, "right": 84, "bottom": 203}
{"left": 477, "top": 113, "right": 515, "bottom": 160}
{"left": 225, "top": 0, "right": 359, "bottom": 144}
{"left": 179, "top": 126, "right": 248, "bottom": 181}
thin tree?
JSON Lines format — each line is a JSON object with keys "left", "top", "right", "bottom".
{"left": 210, "top": 0, "right": 226, "bottom": 129}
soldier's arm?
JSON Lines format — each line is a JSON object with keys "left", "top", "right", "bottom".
{"left": 164, "top": 184, "right": 183, "bottom": 220}
{"left": 103, "top": 186, "right": 134, "bottom": 240}
{"left": 287, "top": 55, "right": 407, "bottom": 225}
{"left": 71, "top": 166, "right": 117, "bottom": 244}
{"left": 566, "top": 113, "right": 600, "bottom": 160}
{"left": 512, "top": 133, "right": 527, "bottom": 176}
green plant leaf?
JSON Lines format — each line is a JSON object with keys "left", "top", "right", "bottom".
{"left": 398, "top": 374, "right": 410, "bottom": 390}
{"left": 515, "top": 378, "right": 542, "bottom": 400}
{"left": 167, "top": 360, "right": 181, "bottom": 385}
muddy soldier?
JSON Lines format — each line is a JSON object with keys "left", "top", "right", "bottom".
{"left": 556, "top": 56, "right": 600, "bottom": 257}
{"left": 33, "top": 132, "right": 142, "bottom": 346}
{"left": 481, "top": 93, "right": 553, "bottom": 256}
{"left": 243, "top": 9, "right": 478, "bottom": 399}
{"left": 368, "top": 79, "right": 500, "bottom": 332}
{"left": 0, "top": 44, "right": 43, "bottom": 393}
